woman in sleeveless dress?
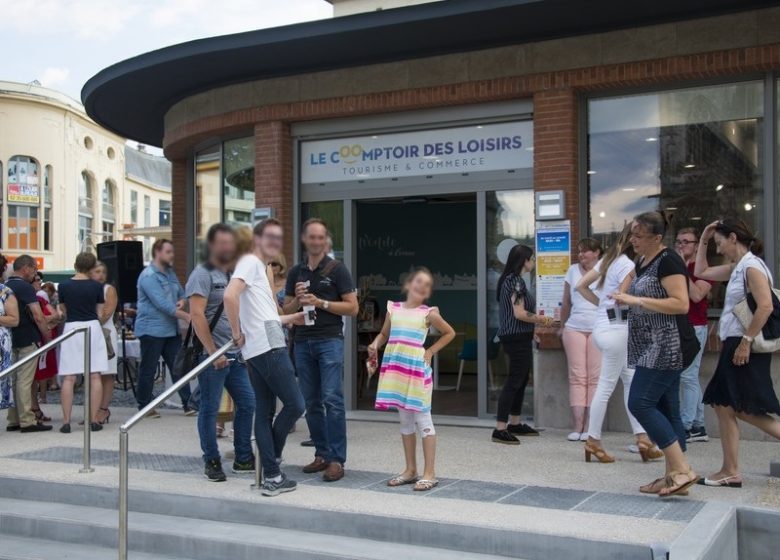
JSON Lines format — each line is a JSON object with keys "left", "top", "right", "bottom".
{"left": 369, "top": 268, "right": 455, "bottom": 492}
{"left": 91, "top": 262, "right": 119, "bottom": 425}
{"left": 0, "top": 278, "right": 20, "bottom": 411}
{"left": 695, "top": 219, "right": 780, "bottom": 488}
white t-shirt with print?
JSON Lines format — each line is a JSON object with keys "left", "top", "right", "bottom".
{"left": 232, "top": 254, "right": 286, "bottom": 360}
{"left": 593, "top": 254, "right": 635, "bottom": 329}
{"left": 563, "top": 263, "right": 599, "bottom": 332}
{"left": 720, "top": 252, "right": 771, "bottom": 340}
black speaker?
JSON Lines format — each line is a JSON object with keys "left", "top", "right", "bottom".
{"left": 97, "top": 241, "right": 144, "bottom": 304}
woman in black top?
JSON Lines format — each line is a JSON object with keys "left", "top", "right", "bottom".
{"left": 492, "top": 245, "right": 555, "bottom": 445}
{"left": 57, "top": 252, "right": 109, "bottom": 433}
{"left": 612, "top": 212, "right": 699, "bottom": 497}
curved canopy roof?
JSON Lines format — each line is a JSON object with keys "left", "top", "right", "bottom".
{"left": 82, "top": 0, "right": 778, "bottom": 146}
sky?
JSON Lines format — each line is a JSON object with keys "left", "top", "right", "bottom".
{"left": 0, "top": 0, "right": 333, "bottom": 103}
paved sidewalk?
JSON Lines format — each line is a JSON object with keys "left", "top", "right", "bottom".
{"left": 1, "top": 405, "right": 778, "bottom": 548}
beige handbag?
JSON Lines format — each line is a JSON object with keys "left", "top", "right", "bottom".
{"left": 732, "top": 262, "right": 780, "bottom": 353}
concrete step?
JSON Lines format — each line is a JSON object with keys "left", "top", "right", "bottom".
{"left": 0, "top": 497, "right": 514, "bottom": 560}
{"left": 0, "top": 476, "right": 658, "bottom": 559}
{"left": 0, "top": 534, "right": 186, "bottom": 560}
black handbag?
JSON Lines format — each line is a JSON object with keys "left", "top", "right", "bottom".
{"left": 172, "top": 301, "right": 224, "bottom": 381}
{"left": 739, "top": 260, "right": 780, "bottom": 344}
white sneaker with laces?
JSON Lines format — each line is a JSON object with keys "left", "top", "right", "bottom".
{"left": 567, "top": 432, "right": 581, "bottom": 442}
{"left": 579, "top": 433, "right": 589, "bottom": 441}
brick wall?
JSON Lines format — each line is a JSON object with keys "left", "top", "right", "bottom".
{"left": 254, "top": 122, "right": 294, "bottom": 263}
{"left": 171, "top": 158, "right": 188, "bottom": 282}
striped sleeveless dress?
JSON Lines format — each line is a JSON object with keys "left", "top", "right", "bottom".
{"left": 375, "top": 301, "right": 434, "bottom": 413}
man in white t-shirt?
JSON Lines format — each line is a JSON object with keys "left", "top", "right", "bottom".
{"left": 224, "top": 218, "right": 306, "bottom": 497}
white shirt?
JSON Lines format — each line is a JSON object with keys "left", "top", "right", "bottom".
{"left": 563, "top": 264, "right": 599, "bottom": 332}
{"left": 720, "top": 252, "right": 771, "bottom": 340}
{"left": 593, "top": 254, "right": 635, "bottom": 329}
{"left": 232, "top": 254, "right": 286, "bottom": 360}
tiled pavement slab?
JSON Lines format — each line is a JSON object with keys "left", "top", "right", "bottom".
{"left": 5, "top": 446, "right": 703, "bottom": 522}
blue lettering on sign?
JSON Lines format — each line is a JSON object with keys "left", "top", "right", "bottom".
{"left": 307, "top": 135, "right": 525, "bottom": 168}
{"left": 310, "top": 153, "right": 324, "bottom": 165}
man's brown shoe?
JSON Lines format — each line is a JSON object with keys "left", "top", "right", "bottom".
{"left": 322, "top": 462, "right": 344, "bottom": 482}
{"left": 303, "top": 457, "right": 329, "bottom": 474}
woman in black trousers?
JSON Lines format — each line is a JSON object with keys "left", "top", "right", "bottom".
{"left": 492, "top": 245, "right": 555, "bottom": 445}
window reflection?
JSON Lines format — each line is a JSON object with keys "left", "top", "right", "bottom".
{"left": 223, "top": 137, "right": 255, "bottom": 229}
{"left": 588, "top": 81, "right": 764, "bottom": 310}
{"left": 486, "top": 190, "right": 535, "bottom": 416}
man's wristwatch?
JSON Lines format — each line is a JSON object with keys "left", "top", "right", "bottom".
{"left": 742, "top": 334, "right": 755, "bottom": 343}
{"left": 321, "top": 300, "right": 330, "bottom": 311}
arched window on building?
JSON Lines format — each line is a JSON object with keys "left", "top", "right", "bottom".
{"left": 7, "top": 155, "right": 41, "bottom": 251}
{"left": 79, "top": 171, "right": 95, "bottom": 251}
{"left": 43, "top": 165, "right": 53, "bottom": 251}
{"left": 102, "top": 179, "right": 116, "bottom": 242}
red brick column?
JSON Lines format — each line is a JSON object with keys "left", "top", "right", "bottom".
{"left": 171, "top": 158, "right": 189, "bottom": 282}
{"left": 533, "top": 88, "right": 579, "bottom": 348}
{"left": 533, "top": 88, "right": 580, "bottom": 243}
{"left": 254, "top": 121, "right": 294, "bottom": 262}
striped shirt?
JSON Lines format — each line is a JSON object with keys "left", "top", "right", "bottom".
{"left": 497, "top": 274, "right": 535, "bottom": 340}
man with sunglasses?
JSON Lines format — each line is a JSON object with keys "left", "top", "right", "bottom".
{"left": 675, "top": 228, "right": 714, "bottom": 443}
{"left": 186, "top": 223, "right": 257, "bottom": 482}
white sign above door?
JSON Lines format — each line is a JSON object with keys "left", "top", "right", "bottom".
{"left": 300, "top": 121, "right": 533, "bottom": 184}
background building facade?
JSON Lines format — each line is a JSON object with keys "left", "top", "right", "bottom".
{"left": 0, "top": 81, "right": 170, "bottom": 274}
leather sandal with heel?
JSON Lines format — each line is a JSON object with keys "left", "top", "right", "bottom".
{"left": 584, "top": 439, "right": 615, "bottom": 463}
{"left": 636, "top": 438, "right": 664, "bottom": 463}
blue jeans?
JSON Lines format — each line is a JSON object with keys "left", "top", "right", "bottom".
{"left": 196, "top": 353, "right": 255, "bottom": 464}
{"left": 247, "top": 348, "right": 305, "bottom": 478}
{"left": 295, "top": 338, "right": 347, "bottom": 465}
{"left": 680, "top": 325, "right": 708, "bottom": 430}
{"left": 137, "top": 335, "right": 191, "bottom": 410}
{"left": 628, "top": 366, "right": 687, "bottom": 452}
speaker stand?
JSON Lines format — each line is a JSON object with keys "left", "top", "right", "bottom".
{"left": 118, "top": 308, "right": 136, "bottom": 396}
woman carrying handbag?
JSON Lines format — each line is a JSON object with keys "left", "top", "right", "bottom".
{"left": 695, "top": 219, "right": 780, "bottom": 488}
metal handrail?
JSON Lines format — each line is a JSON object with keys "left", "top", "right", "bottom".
{"left": 118, "top": 341, "right": 233, "bottom": 560}
{"left": 0, "top": 326, "right": 93, "bottom": 473}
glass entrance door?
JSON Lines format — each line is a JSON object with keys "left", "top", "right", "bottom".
{"left": 483, "top": 190, "right": 535, "bottom": 418}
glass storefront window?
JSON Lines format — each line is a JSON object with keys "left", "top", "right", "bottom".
{"left": 588, "top": 81, "right": 764, "bottom": 310}
{"left": 486, "top": 190, "right": 535, "bottom": 416}
{"left": 223, "top": 137, "right": 255, "bottom": 229}
{"left": 194, "top": 145, "right": 221, "bottom": 260}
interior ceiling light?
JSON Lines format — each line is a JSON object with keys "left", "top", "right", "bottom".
{"left": 622, "top": 188, "right": 636, "bottom": 192}
{"left": 716, "top": 184, "right": 724, "bottom": 191}
{"left": 587, "top": 170, "right": 597, "bottom": 175}
{"left": 645, "top": 137, "right": 658, "bottom": 142}
{"left": 744, "top": 203, "right": 753, "bottom": 211}
{"left": 684, "top": 164, "right": 696, "bottom": 169}
{"left": 598, "top": 211, "right": 606, "bottom": 218}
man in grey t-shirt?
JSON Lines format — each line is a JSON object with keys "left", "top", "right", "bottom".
{"left": 185, "top": 224, "right": 256, "bottom": 482}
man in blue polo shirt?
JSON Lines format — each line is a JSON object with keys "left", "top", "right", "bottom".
{"left": 284, "top": 218, "right": 358, "bottom": 482}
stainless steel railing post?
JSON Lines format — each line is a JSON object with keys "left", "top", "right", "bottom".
{"left": 117, "top": 341, "right": 233, "bottom": 560}
{"left": 118, "top": 429, "right": 129, "bottom": 560}
{"left": 251, "top": 437, "right": 261, "bottom": 490}
{"left": 0, "top": 327, "right": 93, "bottom": 475}
{"left": 80, "top": 326, "right": 94, "bottom": 473}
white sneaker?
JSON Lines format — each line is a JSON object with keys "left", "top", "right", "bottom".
{"left": 579, "top": 433, "right": 589, "bottom": 441}
{"left": 567, "top": 432, "right": 581, "bottom": 442}
{"left": 628, "top": 444, "right": 640, "bottom": 454}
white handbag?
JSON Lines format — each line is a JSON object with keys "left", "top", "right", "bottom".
{"left": 732, "top": 261, "right": 780, "bottom": 353}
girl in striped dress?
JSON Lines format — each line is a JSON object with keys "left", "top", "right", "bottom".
{"left": 368, "top": 267, "right": 455, "bottom": 492}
